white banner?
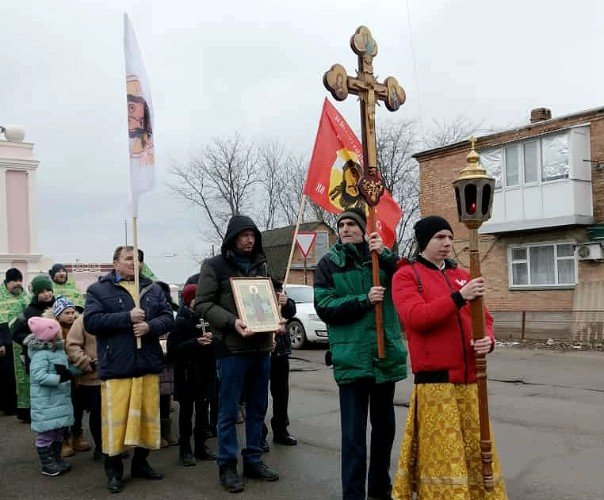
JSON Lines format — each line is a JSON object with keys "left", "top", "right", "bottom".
{"left": 123, "top": 13, "right": 155, "bottom": 217}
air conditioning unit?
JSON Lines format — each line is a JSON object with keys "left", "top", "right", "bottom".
{"left": 576, "top": 243, "right": 604, "bottom": 261}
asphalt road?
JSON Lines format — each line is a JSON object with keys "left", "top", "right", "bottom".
{"left": 0, "top": 346, "right": 602, "bottom": 499}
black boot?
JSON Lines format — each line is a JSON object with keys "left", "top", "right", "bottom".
{"left": 51, "top": 441, "right": 72, "bottom": 472}
{"left": 36, "top": 445, "right": 62, "bottom": 477}
{"left": 219, "top": 462, "right": 244, "bottom": 493}
{"left": 194, "top": 427, "right": 216, "bottom": 460}
{"left": 104, "top": 455, "right": 124, "bottom": 494}
{"left": 131, "top": 447, "right": 164, "bottom": 480}
{"left": 179, "top": 441, "right": 196, "bottom": 467}
{"left": 243, "top": 460, "right": 279, "bottom": 481}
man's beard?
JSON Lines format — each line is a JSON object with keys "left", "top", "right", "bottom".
{"left": 8, "top": 285, "right": 23, "bottom": 296}
{"left": 53, "top": 276, "right": 67, "bottom": 284}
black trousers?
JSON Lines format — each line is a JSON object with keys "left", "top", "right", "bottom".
{"left": 71, "top": 385, "right": 102, "bottom": 449}
{"left": 0, "top": 347, "right": 17, "bottom": 415}
{"left": 339, "top": 379, "right": 396, "bottom": 500}
{"left": 178, "top": 395, "right": 207, "bottom": 454}
{"left": 266, "top": 355, "right": 290, "bottom": 435}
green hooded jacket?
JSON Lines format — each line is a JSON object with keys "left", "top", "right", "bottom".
{"left": 314, "top": 242, "right": 407, "bottom": 385}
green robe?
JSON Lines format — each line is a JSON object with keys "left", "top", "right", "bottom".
{"left": 52, "top": 278, "right": 84, "bottom": 308}
{"left": 0, "top": 285, "right": 31, "bottom": 409}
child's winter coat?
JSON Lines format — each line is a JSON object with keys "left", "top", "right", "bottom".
{"left": 25, "top": 335, "right": 75, "bottom": 433}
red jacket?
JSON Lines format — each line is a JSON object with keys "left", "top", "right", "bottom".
{"left": 392, "top": 257, "right": 495, "bottom": 384}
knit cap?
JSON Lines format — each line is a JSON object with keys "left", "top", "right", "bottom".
{"left": 181, "top": 284, "right": 197, "bottom": 307}
{"left": 5, "top": 267, "right": 23, "bottom": 283}
{"left": 31, "top": 274, "right": 54, "bottom": 296}
{"left": 49, "top": 263, "right": 67, "bottom": 280}
{"left": 53, "top": 295, "right": 75, "bottom": 318}
{"left": 414, "top": 215, "right": 453, "bottom": 252}
{"left": 27, "top": 316, "right": 60, "bottom": 342}
{"left": 336, "top": 207, "right": 367, "bottom": 234}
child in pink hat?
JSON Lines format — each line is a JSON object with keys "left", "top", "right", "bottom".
{"left": 24, "top": 316, "right": 78, "bottom": 476}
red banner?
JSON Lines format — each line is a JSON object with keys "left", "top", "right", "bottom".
{"left": 303, "top": 98, "right": 402, "bottom": 247}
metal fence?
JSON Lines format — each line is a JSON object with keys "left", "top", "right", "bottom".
{"left": 492, "top": 310, "right": 604, "bottom": 342}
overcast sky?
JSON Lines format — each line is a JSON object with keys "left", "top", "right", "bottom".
{"left": 1, "top": 0, "right": 603, "bottom": 283}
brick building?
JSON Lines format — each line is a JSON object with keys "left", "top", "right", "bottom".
{"left": 415, "top": 107, "right": 604, "bottom": 341}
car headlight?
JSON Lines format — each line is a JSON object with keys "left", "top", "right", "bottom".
{"left": 309, "top": 314, "right": 321, "bottom": 322}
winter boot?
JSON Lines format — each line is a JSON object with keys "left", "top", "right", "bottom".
{"left": 61, "top": 439, "right": 75, "bottom": 458}
{"left": 179, "top": 440, "right": 196, "bottom": 467}
{"left": 219, "top": 462, "right": 244, "bottom": 493}
{"left": 71, "top": 432, "right": 91, "bottom": 452}
{"left": 104, "top": 454, "right": 124, "bottom": 494}
{"left": 36, "top": 445, "right": 62, "bottom": 477}
{"left": 51, "top": 441, "right": 72, "bottom": 472}
{"left": 160, "top": 418, "right": 178, "bottom": 448}
{"left": 131, "top": 447, "right": 164, "bottom": 480}
{"left": 194, "top": 427, "right": 216, "bottom": 460}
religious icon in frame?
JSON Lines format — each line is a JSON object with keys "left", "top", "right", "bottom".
{"left": 230, "top": 277, "right": 281, "bottom": 333}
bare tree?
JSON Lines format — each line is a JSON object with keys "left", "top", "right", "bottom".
{"left": 423, "top": 115, "right": 483, "bottom": 149}
{"left": 168, "top": 134, "right": 260, "bottom": 242}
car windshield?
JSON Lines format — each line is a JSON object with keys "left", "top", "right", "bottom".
{"left": 286, "top": 286, "right": 314, "bottom": 303}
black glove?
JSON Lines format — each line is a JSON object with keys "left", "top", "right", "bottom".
{"left": 54, "top": 364, "right": 73, "bottom": 383}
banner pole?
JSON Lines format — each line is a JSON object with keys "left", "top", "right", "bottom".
{"left": 132, "top": 216, "right": 142, "bottom": 349}
{"left": 283, "top": 195, "right": 307, "bottom": 287}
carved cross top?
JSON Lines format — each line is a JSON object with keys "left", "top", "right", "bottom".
{"left": 323, "top": 26, "right": 406, "bottom": 206}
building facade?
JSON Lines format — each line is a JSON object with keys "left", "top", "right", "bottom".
{"left": 415, "top": 107, "right": 604, "bottom": 341}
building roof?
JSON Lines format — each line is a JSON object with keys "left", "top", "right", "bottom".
{"left": 262, "top": 221, "right": 334, "bottom": 280}
{"left": 413, "top": 105, "right": 604, "bottom": 162}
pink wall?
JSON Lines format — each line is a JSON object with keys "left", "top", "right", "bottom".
{"left": 5, "top": 170, "right": 30, "bottom": 254}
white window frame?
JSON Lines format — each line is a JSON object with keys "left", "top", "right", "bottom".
{"left": 508, "top": 240, "right": 577, "bottom": 289}
{"left": 481, "top": 130, "right": 571, "bottom": 190}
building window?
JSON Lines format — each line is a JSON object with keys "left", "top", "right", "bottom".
{"left": 509, "top": 242, "right": 576, "bottom": 288}
{"left": 481, "top": 130, "right": 570, "bottom": 188}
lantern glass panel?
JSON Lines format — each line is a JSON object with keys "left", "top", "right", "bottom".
{"left": 464, "top": 184, "right": 477, "bottom": 215}
{"left": 454, "top": 186, "right": 462, "bottom": 218}
{"left": 481, "top": 183, "right": 492, "bottom": 216}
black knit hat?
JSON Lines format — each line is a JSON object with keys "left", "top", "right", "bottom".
{"left": 49, "top": 263, "right": 67, "bottom": 280}
{"left": 336, "top": 207, "right": 367, "bottom": 234}
{"left": 414, "top": 215, "right": 453, "bottom": 252}
{"left": 5, "top": 268, "right": 23, "bottom": 283}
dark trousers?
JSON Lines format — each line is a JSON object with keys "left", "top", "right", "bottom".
{"left": 216, "top": 353, "right": 270, "bottom": 466}
{"left": 71, "top": 385, "right": 101, "bottom": 449}
{"left": 338, "top": 379, "right": 396, "bottom": 500}
{"left": 263, "top": 355, "right": 290, "bottom": 437}
{"left": 0, "top": 348, "right": 17, "bottom": 415}
{"left": 178, "top": 395, "right": 206, "bottom": 454}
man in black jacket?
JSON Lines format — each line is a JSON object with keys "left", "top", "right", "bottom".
{"left": 84, "top": 246, "right": 173, "bottom": 494}
{"left": 195, "top": 215, "right": 296, "bottom": 493}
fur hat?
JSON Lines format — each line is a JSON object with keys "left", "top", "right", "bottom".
{"left": 49, "top": 263, "right": 67, "bottom": 280}
{"left": 31, "top": 274, "right": 53, "bottom": 296}
{"left": 4, "top": 268, "right": 23, "bottom": 283}
{"left": 27, "top": 316, "right": 60, "bottom": 342}
{"left": 181, "top": 284, "right": 197, "bottom": 307}
{"left": 53, "top": 295, "right": 75, "bottom": 318}
{"left": 414, "top": 215, "right": 453, "bottom": 252}
{"left": 336, "top": 207, "right": 367, "bottom": 234}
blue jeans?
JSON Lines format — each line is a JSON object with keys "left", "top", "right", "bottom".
{"left": 217, "top": 352, "right": 270, "bottom": 466}
{"left": 339, "top": 379, "right": 396, "bottom": 500}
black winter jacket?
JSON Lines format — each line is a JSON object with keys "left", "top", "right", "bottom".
{"left": 84, "top": 272, "right": 173, "bottom": 380}
{"left": 167, "top": 306, "right": 216, "bottom": 401}
{"left": 195, "top": 215, "right": 296, "bottom": 356}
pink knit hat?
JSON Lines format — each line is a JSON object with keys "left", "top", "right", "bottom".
{"left": 27, "top": 316, "right": 60, "bottom": 342}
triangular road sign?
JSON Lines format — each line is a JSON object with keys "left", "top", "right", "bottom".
{"left": 295, "top": 232, "right": 317, "bottom": 258}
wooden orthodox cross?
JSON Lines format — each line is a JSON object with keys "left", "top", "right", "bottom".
{"left": 323, "top": 26, "right": 406, "bottom": 359}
